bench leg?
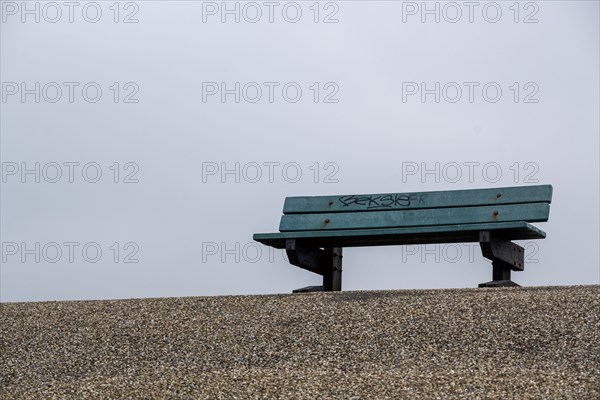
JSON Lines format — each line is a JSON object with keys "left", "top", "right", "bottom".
{"left": 478, "top": 231, "right": 523, "bottom": 288}
{"left": 492, "top": 261, "right": 512, "bottom": 281}
{"left": 322, "top": 247, "right": 343, "bottom": 291}
{"left": 286, "top": 240, "right": 343, "bottom": 293}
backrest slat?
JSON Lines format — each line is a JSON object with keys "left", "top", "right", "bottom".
{"left": 283, "top": 185, "right": 553, "bottom": 214}
{"left": 279, "top": 202, "right": 550, "bottom": 232}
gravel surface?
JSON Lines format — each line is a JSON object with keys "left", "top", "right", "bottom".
{"left": 1, "top": 285, "right": 598, "bottom": 399}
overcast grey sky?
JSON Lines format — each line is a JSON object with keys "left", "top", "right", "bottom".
{"left": 1, "top": 0, "right": 598, "bottom": 302}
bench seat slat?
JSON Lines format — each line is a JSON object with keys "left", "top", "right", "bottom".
{"left": 279, "top": 203, "right": 550, "bottom": 232}
{"left": 254, "top": 221, "right": 546, "bottom": 249}
{"left": 283, "top": 185, "right": 553, "bottom": 214}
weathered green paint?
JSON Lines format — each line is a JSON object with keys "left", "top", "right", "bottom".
{"left": 283, "top": 185, "right": 553, "bottom": 214}
{"left": 279, "top": 203, "right": 550, "bottom": 232}
{"left": 253, "top": 221, "right": 546, "bottom": 249}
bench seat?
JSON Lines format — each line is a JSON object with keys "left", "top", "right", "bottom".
{"left": 254, "top": 221, "right": 545, "bottom": 249}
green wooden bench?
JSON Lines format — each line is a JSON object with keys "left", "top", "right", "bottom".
{"left": 253, "top": 185, "right": 552, "bottom": 292}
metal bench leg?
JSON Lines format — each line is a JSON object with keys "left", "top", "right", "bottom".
{"left": 322, "top": 247, "right": 343, "bottom": 291}
{"left": 287, "top": 240, "right": 343, "bottom": 293}
{"left": 492, "top": 261, "right": 512, "bottom": 281}
{"left": 478, "top": 231, "right": 523, "bottom": 288}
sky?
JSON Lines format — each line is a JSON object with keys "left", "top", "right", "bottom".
{"left": 1, "top": 0, "right": 599, "bottom": 302}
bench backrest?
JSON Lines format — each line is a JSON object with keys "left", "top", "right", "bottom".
{"left": 279, "top": 185, "right": 552, "bottom": 232}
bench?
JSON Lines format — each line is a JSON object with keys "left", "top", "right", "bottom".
{"left": 253, "top": 185, "right": 553, "bottom": 292}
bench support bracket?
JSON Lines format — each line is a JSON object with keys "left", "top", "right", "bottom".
{"left": 478, "top": 231, "right": 523, "bottom": 288}
{"left": 286, "top": 240, "right": 342, "bottom": 293}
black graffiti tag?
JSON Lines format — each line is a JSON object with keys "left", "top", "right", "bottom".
{"left": 338, "top": 194, "right": 414, "bottom": 209}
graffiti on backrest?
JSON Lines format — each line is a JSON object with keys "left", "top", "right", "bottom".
{"left": 338, "top": 193, "right": 426, "bottom": 209}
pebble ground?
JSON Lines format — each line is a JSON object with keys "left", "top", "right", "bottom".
{"left": 1, "top": 285, "right": 598, "bottom": 399}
